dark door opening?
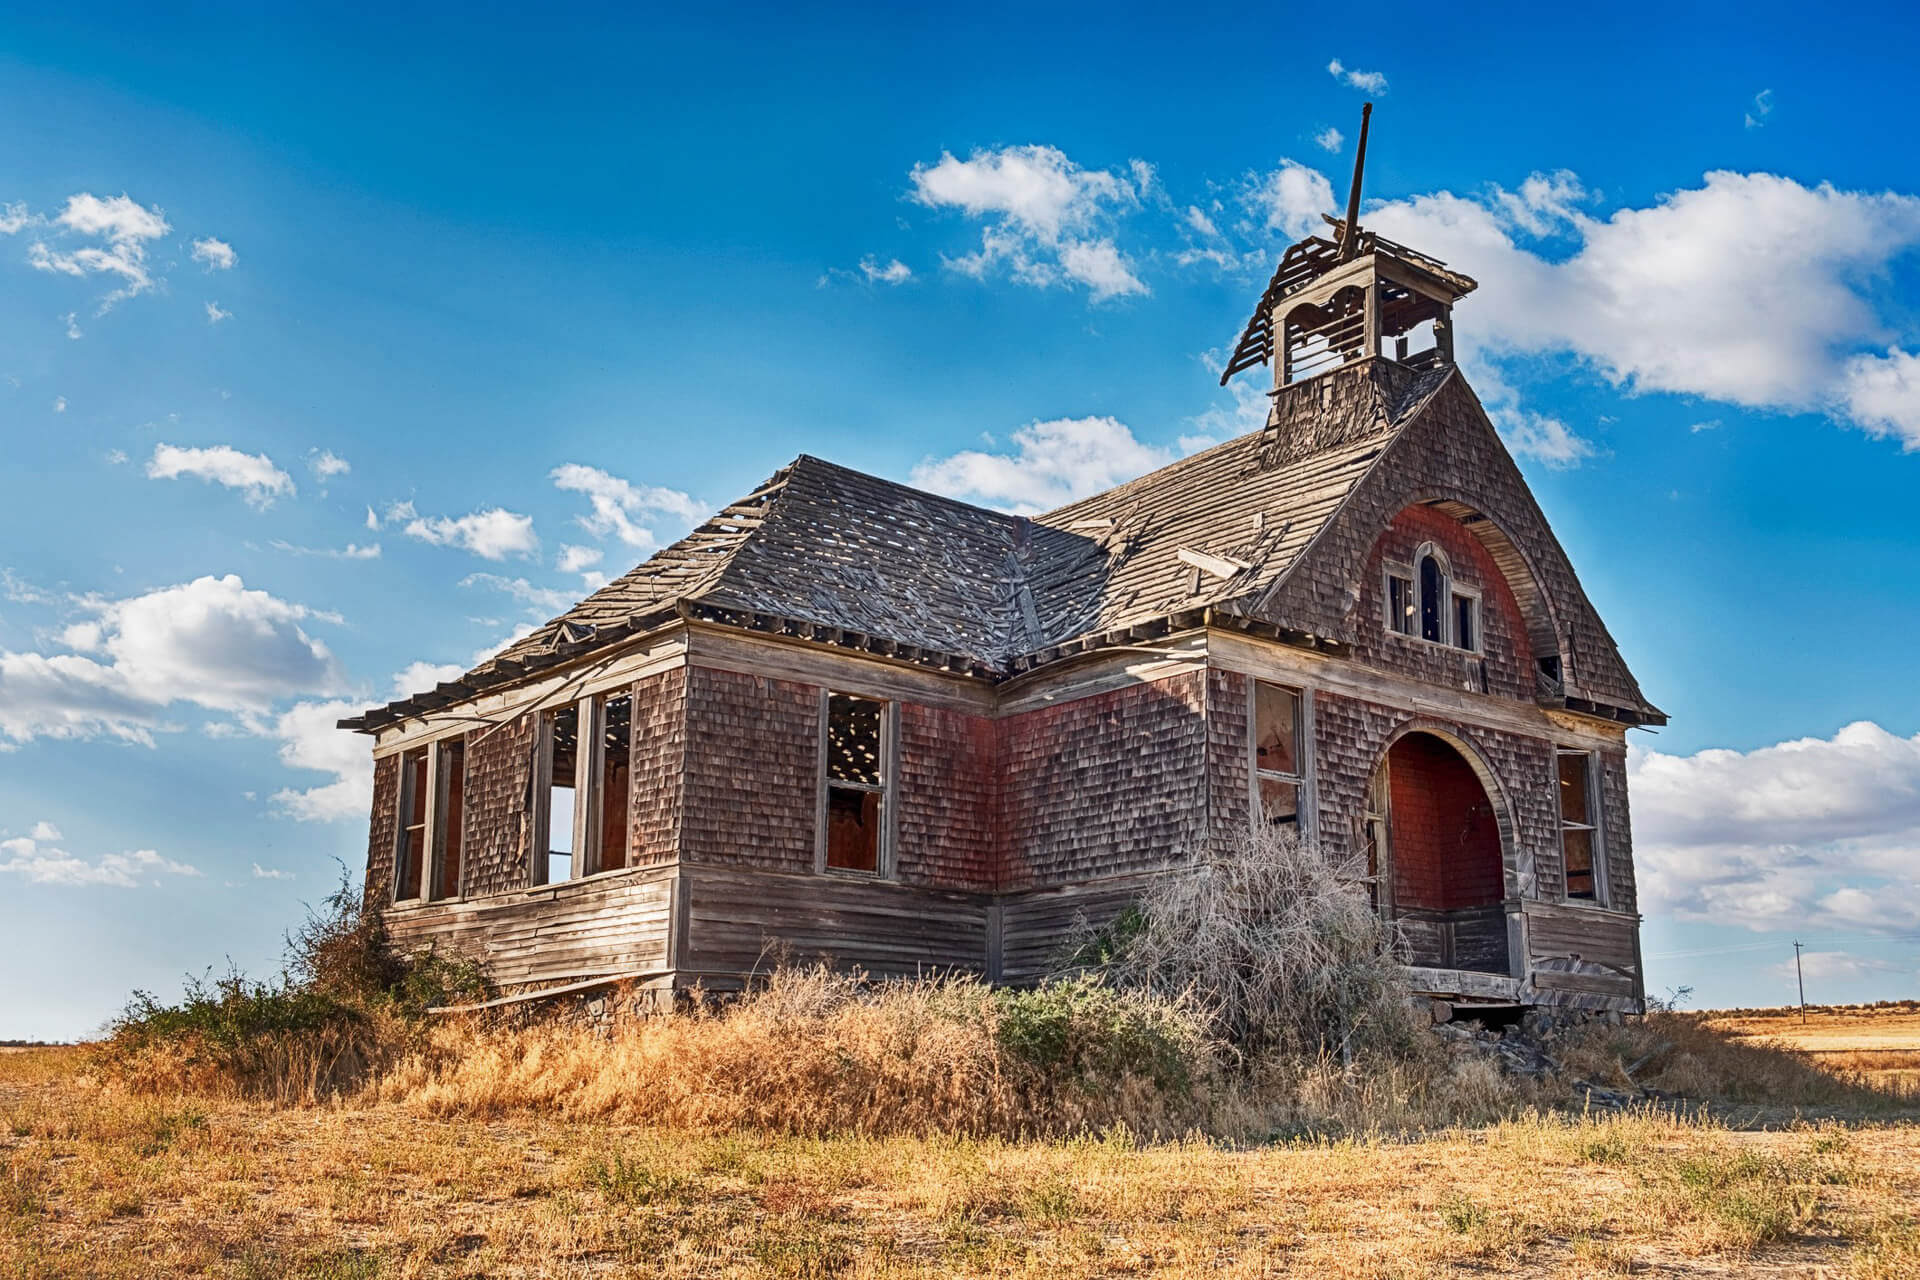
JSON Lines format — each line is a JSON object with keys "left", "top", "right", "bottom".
{"left": 1379, "top": 732, "right": 1509, "bottom": 974}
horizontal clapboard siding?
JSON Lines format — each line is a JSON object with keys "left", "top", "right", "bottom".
{"left": 678, "top": 865, "right": 990, "bottom": 985}
{"left": 998, "top": 874, "right": 1159, "bottom": 985}
{"left": 384, "top": 866, "right": 674, "bottom": 988}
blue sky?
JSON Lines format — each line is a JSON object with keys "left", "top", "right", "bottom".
{"left": 4, "top": 2, "right": 1919, "bottom": 1037}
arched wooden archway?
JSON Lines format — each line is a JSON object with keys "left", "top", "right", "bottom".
{"left": 1367, "top": 727, "right": 1515, "bottom": 976}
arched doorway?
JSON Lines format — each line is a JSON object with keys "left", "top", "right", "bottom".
{"left": 1370, "top": 731, "right": 1511, "bottom": 975}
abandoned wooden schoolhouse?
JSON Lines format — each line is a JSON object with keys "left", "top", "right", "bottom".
{"left": 341, "top": 112, "right": 1663, "bottom": 1014}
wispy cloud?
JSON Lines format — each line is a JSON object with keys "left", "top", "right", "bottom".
{"left": 269, "top": 540, "right": 381, "bottom": 560}
{"left": 306, "top": 449, "right": 350, "bottom": 480}
{"left": 190, "top": 237, "right": 236, "bottom": 270}
{"left": 911, "top": 416, "right": 1206, "bottom": 514}
{"left": 146, "top": 444, "right": 294, "bottom": 509}
{"left": 1326, "top": 58, "right": 1388, "bottom": 94}
{"left": 27, "top": 193, "right": 172, "bottom": 312}
{"left": 204, "top": 300, "right": 232, "bottom": 324}
{"left": 1314, "top": 127, "right": 1344, "bottom": 153}
{"left": 859, "top": 256, "right": 912, "bottom": 284}
{"left": 403, "top": 507, "right": 538, "bottom": 560}
{"left": 909, "top": 145, "right": 1150, "bottom": 301}
{"left": 1745, "top": 88, "right": 1775, "bottom": 130}
{"left": 0, "top": 833, "right": 200, "bottom": 888}
{"left": 551, "top": 463, "right": 701, "bottom": 552}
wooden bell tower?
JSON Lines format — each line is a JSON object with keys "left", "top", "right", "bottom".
{"left": 1219, "top": 104, "right": 1478, "bottom": 391}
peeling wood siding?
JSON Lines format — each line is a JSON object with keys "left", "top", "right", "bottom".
{"left": 363, "top": 753, "right": 400, "bottom": 910}
{"left": 1205, "top": 667, "right": 1251, "bottom": 837}
{"left": 677, "top": 865, "right": 988, "bottom": 983}
{"left": 385, "top": 867, "right": 674, "bottom": 987}
{"left": 999, "top": 671, "right": 1207, "bottom": 891}
{"left": 463, "top": 716, "right": 537, "bottom": 898}
{"left": 998, "top": 875, "right": 1163, "bottom": 984}
{"left": 629, "top": 666, "right": 687, "bottom": 867}
{"left": 1354, "top": 502, "right": 1534, "bottom": 699}
{"left": 681, "top": 666, "right": 819, "bottom": 871}
{"left": 896, "top": 702, "right": 998, "bottom": 892}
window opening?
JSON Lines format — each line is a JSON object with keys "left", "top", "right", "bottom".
{"left": 545, "top": 704, "right": 579, "bottom": 883}
{"left": 1386, "top": 570, "right": 1415, "bottom": 636}
{"left": 1252, "top": 682, "right": 1305, "bottom": 828}
{"left": 1419, "top": 552, "right": 1446, "bottom": 643}
{"left": 1557, "top": 750, "right": 1601, "bottom": 901}
{"left": 597, "top": 692, "right": 632, "bottom": 873}
{"left": 432, "top": 739, "right": 464, "bottom": 900}
{"left": 394, "top": 746, "right": 428, "bottom": 901}
{"left": 823, "top": 692, "right": 887, "bottom": 873}
{"left": 1452, "top": 591, "right": 1478, "bottom": 653}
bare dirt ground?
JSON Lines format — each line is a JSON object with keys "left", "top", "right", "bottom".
{"left": 4, "top": 1046, "right": 1919, "bottom": 1279}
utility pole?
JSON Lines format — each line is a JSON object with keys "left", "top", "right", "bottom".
{"left": 1793, "top": 940, "right": 1806, "bottom": 1023}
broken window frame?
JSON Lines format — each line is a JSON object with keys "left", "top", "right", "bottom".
{"left": 816, "top": 690, "right": 894, "bottom": 878}
{"left": 1450, "top": 585, "right": 1482, "bottom": 654}
{"left": 1383, "top": 562, "right": 1416, "bottom": 637}
{"left": 392, "top": 745, "right": 430, "bottom": 903}
{"left": 427, "top": 737, "right": 466, "bottom": 902}
{"left": 1249, "top": 680, "right": 1311, "bottom": 835}
{"left": 531, "top": 687, "right": 635, "bottom": 887}
{"left": 1555, "top": 749, "right": 1606, "bottom": 905}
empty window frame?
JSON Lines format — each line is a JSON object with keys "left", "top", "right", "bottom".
{"left": 1451, "top": 587, "right": 1481, "bottom": 654}
{"left": 819, "top": 691, "right": 890, "bottom": 875}
{"left": 1251, "top": 681, "right": 1308, "bottom": 829}
{"left": 1384, "top": 565, "right": 1415, "bottom": 636}
{"left": 533, "top": 689, "right": 635, "bottom": 885}
{"left": 431, "top": 739, "right": 465, "bottom": 901}
{"left": 393, "top": 746, "right": 430, "bottom": 901}
{"left": 1556, "top": 750, "right": 1604, "bottom": 903}
{"left": 1418, "top": 549, "right": 1447, "bottom": 643}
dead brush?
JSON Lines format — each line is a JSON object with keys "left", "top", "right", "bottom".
{"left": 1074, "top": 824, "right": 1421, "bottom": 1065}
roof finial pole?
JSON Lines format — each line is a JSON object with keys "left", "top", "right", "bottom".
{"left": 1337, "top": 102, "right": 1372, "bottom": 261}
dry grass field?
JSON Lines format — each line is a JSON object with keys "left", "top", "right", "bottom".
{"left": 5, "top": 1037, "right": 1920, "bottom": 1279}
{"left": 1703, "top": 1003, "right": 1920, "bottom": 1099}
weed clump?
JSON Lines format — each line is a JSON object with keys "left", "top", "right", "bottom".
{"left": 94, "top": 869, "right": 484, "bottom": 1103}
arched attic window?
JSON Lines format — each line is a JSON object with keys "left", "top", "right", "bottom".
{"left": 1384, "top": 539, "right": 1481, "bottom": 654}
{"left": 1418, "top": 547, "right": 1447, "bottom": 642}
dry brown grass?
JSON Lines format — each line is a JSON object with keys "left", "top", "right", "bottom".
{"left": 5, "top": 1046, "right": 1918, "bottom": 1278}
{"left": 1701, "top": 1003, "right": 1920, "bottom": 1101}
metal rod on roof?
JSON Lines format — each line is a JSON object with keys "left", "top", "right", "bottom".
{"left": 1338, "top": 102, "right": 1373, "bottom": 261}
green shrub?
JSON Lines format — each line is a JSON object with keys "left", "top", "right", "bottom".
{"left": 992, "top": 974, "right": 1207, "bottom": 1096}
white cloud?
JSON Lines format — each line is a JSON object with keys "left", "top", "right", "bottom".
{"left": 0, "top": 831, "right": 199, "bottom": 888}
{"left": 0, "top": 201, "right": 33, "bottom": 234}
{"left": 1770, "top": 951, "right": 1903, "bottom": 984}
{"left": 307, "top": 449, "right": 350, "bottom": 480}
{"left": 909, "top": 144, "right": 1150, "bottom": 301}
{"left": 1185, "top": 207, "right": 1219, "bottom": 239}
{"left": 1631, "top": 722, "right": 1920, "bottom": 936}
{"left": 191, "top": 237, "right": 236, "bottom": 270}
{"left": 205, "top": 300, "right": 232, "bottom": 324}
{"left": 267, "top": 698, "right": 372, "bottom": 822}
{"left": 365, "top": 505, "right": 380, "bottom": 531}
{"left": 52, "top": 396, "right": 65, "bottom": 413}
{"left": 63, "top": 312, "right": 81, "bottom": 340}
{"left": 556, "top": 544, "right": 603, "bottom": 574}
{"left": 0, "top": 576, "right": 347, "bottom": 748}
{"left": 1836, "top": 348, "right": 1920, "bottom": 448}
{"left": 403, "top": 507, "right": 538, "bottom": 560}
{"left": 1314, "top": 127, "right": 1344, "bottom": 154}
{"left": 1493, "top": 409, "right": 1599, "bottom": 469}
{"left": 27, "top": 193, "right": 172, "bottom": 311}
{"left": 147, "top": 443, "right": 294, "bottom": 509}
{"left": 269, "top": 540, "right": 381, "bottom": 560}
{"left": 389, "top": 661, "right": 467, "bottom": 699}
{"left": 551, "top": 463, "right": 701, "bottom": 551}
{"left": 911, "top": 416, "right": 1198, "bottom": 514}
{"left": 1245, "top": 160, "right": 1336, "bottom": 240}
{"left": 1745, "top": 88, "right": 1775, "bottom": 130}
{"left": 1362, "top": 170, "right": 1920, "bottom": 445}
{"left": 859, "top": 256, "right": 912, "bottom": 285}
{"left": 252, "top": 862, "right": 293, "bottom": 880}
{"left": 1327, "top": 58, "right": 1389, "bottom": 94}
{"left": 461, "top": 572, "right": 577, "bottom": 613}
